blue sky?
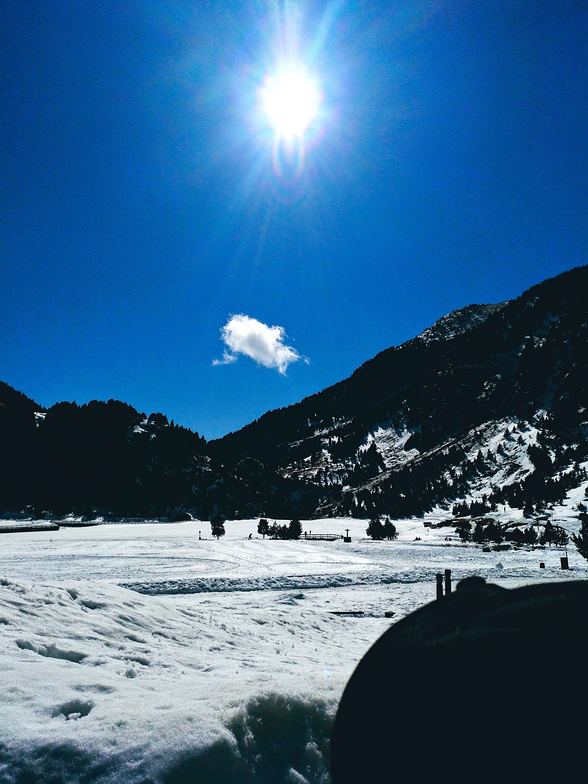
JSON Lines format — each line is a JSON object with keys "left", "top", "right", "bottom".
{"left": 1, "top": 1, "right": 586, "bottom": 439}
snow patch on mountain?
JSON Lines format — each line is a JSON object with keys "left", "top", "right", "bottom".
{"left": 364, "top": 424, "right": 419, "bottom": 469}
{"left": 416, "top": 303, "right": 507, "bottom": 345}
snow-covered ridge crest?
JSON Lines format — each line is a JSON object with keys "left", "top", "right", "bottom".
{"left": 415, "top": 302, "right": 507, "bottom": 345}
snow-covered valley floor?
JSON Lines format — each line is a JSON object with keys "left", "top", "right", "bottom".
{"left": 1, "top": 517, "right": 586, "bottom": 784}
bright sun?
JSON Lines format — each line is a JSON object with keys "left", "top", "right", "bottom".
{"left": 260, "top": 65, "right": 322, "bottom": 142}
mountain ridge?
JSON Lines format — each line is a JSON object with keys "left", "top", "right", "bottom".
{"left": 1, "top": 264, "right": 586, "bottom": 519}
{"left": 212, "top": 264, "right": 587, "bottom": 516}
{"left": 212, "top": 265, "right": 585, "bottom": 454}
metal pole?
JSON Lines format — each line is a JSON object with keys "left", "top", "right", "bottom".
{"left": 444, "top": 569, "right": 452, "bottom": 595}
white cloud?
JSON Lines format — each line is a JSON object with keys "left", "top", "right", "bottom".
{"left": 213, "top": 314, "right": 304, "bottom": 375}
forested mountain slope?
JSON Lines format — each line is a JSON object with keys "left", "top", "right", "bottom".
{"left": 212, "top": 265, "right": 587, "bottom": 516}
{"left": 1, "top": 266, "right": 586, "bottom": 519}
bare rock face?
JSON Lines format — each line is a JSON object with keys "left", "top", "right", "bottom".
{"left": 331, "top": 578, "right": 588, "bottom": 784}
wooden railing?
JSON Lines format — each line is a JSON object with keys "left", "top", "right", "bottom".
{"left": 303, "top": 533, "right": 342, "bottom": 541}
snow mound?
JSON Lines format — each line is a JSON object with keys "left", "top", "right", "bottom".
{"left": 0, "top": 576, "right": 353, "bottom": 784}
{"left": 1, "top": 692, "right": 333, "bottom": 784}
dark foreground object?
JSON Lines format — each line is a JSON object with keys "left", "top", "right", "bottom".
{"left": 331, "top": 578, "right": 588, "bottom": 783}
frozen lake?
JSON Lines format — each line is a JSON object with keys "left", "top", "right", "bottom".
{"left": 0, "top": 517, "right": 584, "bottom": 783}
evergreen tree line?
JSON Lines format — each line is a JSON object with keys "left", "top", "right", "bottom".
{"left": 0, "top": 399, "right": 207, "bottom": 516}
{"left": 0, "top": 396, "right": 321, "bottom": 519}
{"left": 455, "top": 518, "right": 569, "bottom": 547}
{"left": 257, "top": 518, "right": 303, "bottom": 540}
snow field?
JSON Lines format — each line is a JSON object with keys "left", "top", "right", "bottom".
{"left": 0, "top": 516, "right": 585, "bottom": 783}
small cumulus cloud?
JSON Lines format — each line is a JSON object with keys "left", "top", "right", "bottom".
{"left": 212, "top": 314, "right": 305, "bottom": 375}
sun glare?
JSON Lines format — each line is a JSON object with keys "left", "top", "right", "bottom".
{"left": 260, "top": 65, "right": 322, "bottom": 142}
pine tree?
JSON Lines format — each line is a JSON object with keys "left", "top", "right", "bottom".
{"left": 572, "top": 512, "right": 588, "bottom": 561}
{"left": 456, "top": 520, "right": 472, "bottom": 542}
{"left": 269, "top": 522, "right": 289, "bottom": 539}
{"left": 540, "top": 521, "right": 556, "bottom": 546}
{"left": 210, "top": 513, "right": 225, "bottom": 540}
{"left": 367, "top": 516, "right": 385, "bottom": 540}
{"left": 268, "top": 522, "right": 280, "bottom": 539}
{"left": 257, "top": 518, "right": 269, "bottom": 538}
{"left": 383, "top": 517, "right": 398, "bottom": 541}
{"left": 552, "top": 525, "right": 569, "bottom": 547}
{"left": 485, "top": 521, "right": 503, "bottom": 543}
{"left": 288, "top": 518, "right": 302, "bottom": 540}
{"left": 472, "top": 522, "right": 486, "bottom": 544}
